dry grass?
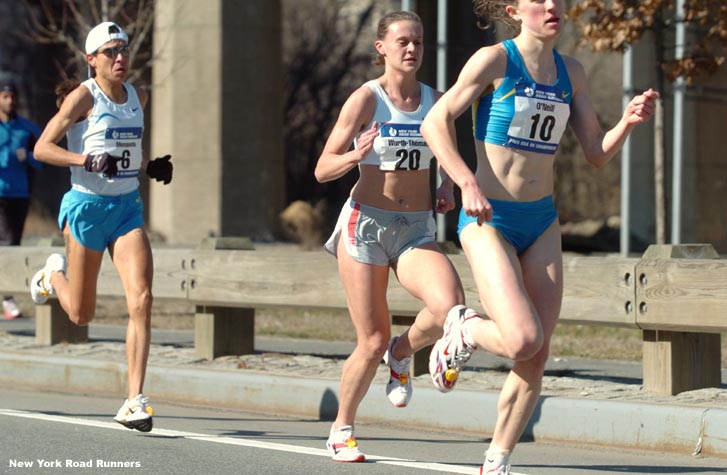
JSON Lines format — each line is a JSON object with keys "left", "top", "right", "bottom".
{"left": 256, "top": 309, "right": 726, "bottom": 366}
{"left": 550, "top": 324, "right": 644, "bottom": 361}
{"left": 171, "top": 307, "right": 727, "bottom": 366}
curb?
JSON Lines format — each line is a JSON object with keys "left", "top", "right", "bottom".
{"left": 1, "top": 352, "right": 725, "bottom": 458}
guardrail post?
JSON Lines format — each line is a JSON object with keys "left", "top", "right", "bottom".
{"left": 28, "top": 240, "right": 88, "bottom": 345}
{"left": 391, "top": 314, "right": 431, "bottom": 376}
{"left": 197, "top": 237, "right": 254, "bottom": 251}
{"left": 195, "top": 305, "right": 255, "bottom": 360}
{"left": 193, "top": 237, "right": 255, "bottom": 360}
{"left": 35, "top": 300, "right": 88, "bottom": 345}
{"left": 639, "top": 244, "right": 722, "bottom": 395}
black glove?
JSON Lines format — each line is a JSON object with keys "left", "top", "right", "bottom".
{"left": 146, "top": 154, "right": 173, "bottom": 185}
{"left": 84, "top": 152, "right": 121, "bottom": 178}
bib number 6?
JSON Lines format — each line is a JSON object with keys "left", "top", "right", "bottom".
{"left": 120, "top": 150, "right": 131, "bottom": 169}
{"left": 395, "top": 149, "right": 421, "bottom": 171}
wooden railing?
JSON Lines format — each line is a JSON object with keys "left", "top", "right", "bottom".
{"left": 0, "top": 239, "right": 723, "bottom": 396}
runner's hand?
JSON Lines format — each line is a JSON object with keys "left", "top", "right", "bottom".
{"left": 147, "top": 154, "right": 173, "bottom": 185}
{"left": 435, "top": 182, "right": 455, "bottom": 214}
{"left": 84, "top": 152, "right": 121, "bottom": 178}
{"left": 354, "top": 121, "right": 378, "bottom": 162}
{"left": 461, "top": 182, "right": 492, "bottom": 225}
{"left": 623, "top": 88, "right": 659, "bottom": 125}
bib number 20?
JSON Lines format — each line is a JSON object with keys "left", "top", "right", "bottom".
{"left": 395, "top": 149, "right": 421, "bottom": 171}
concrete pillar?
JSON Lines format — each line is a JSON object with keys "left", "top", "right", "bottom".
{"left": 691, "top": 67, "right": 727, "bottom": 252}
{"left": 150, "top": 0, "right": 284, "bottom": 244}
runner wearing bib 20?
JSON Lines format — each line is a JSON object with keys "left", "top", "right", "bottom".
{"left": 315, "top": 11, "right": 479, "bottom": 463}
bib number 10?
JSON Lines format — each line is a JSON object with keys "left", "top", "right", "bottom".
{"left": 395, "top": 149, "right": 421, "bottom": 171}
{"left": 529, "top": 114, "right": 556, "bottom": 142}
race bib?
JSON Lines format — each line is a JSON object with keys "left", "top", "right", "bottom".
{"left": 373, "top": 123, "right": 432, "bottom": 171}
{"left": 506, "top": 82, "right": 571, "bottom": 154}
{"left": 104, "top": 127, "right": 143, "bottom": 178}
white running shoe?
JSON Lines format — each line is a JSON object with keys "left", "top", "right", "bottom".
{"left": 2, "top": 297, "right": 22, "bottom": 320}
{"left": 480, "top": 463, "right": 511, "bottom": 475}
{"left": 29, "top": 253, "right": 67, "bottom": 304}
{"left": 429, "top": 305, "right": 479, "bottom": 393}
{"left": 383, "top": 337, "right": 412, "bottom": 407}
{"left": 325, "top": 424, "right": 365, "bottom": 462}
{"left": 114, "top": 394, "right": 154, "bottom": 432}
{"left": 480, "top": 453, "right": 511, "bottom": 475}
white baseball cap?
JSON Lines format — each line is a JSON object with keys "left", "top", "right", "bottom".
{"left": 85, "top": 22, "right": 128, "bottom": 54}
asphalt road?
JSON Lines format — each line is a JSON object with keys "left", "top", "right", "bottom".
{"left": 1, "top": 388, "right": 725, "bottom": 475}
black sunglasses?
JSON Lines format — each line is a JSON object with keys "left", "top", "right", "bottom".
{"left": 96, "top": 44, "right": 130, "bottom": 58}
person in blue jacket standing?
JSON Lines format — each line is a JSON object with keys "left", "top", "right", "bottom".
{"left": 0, "top": 79, "right": 42, "bottom": 319}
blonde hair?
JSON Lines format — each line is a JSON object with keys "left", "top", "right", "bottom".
{"left": 372, "top": 10, "right": 423, "bottom": 67}
{"left": 472, "top": 0, "right": 521, "bottom": 35}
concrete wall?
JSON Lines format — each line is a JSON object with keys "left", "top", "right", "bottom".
{"left": 624, "top": 34, "right": 727, "bottom": 254}
{"left": 690, "top": 67, "right": 727, "bottom": 252}
{"left": 150, "top": 0, "right": 283, "bottom": 244}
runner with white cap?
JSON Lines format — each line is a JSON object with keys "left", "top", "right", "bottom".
{"left": 30, "top": 21, "right": 173, "bottom": 432}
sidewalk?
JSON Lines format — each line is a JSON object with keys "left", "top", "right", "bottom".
{"left": 1, "top": 317, "right": 726, "bottom": 459}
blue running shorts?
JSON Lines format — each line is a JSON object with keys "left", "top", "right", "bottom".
{"left": 58, "top": 189, "right": 145, "bottom": 252}
{"left": 458, "top": 195, "right": 557, "bottom": 255}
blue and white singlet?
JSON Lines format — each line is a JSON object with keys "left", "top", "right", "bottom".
{"left": 473, "top": 39, "right": 573, "bottom": 155}
{"left": 66, "top": 78, "right": 144, "bottom": 196}
{"left": 357, "top": 80, "right": 435, "bottom": 171}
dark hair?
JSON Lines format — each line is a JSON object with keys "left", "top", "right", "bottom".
{"left": 0, "top": 80, "right": 17, "bottom": 94}
{"left": 54, "top": 79, "right": 81, "bottom": 108}
{"left": 473, "top": 0, "right": 521, "bottom": 35}
{"left": 372, "top": 11, "right": 423, "bottom": 67}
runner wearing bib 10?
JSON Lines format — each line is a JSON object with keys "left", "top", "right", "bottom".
{"left": 420, "top": 1, "right": 659, "bottom": 473}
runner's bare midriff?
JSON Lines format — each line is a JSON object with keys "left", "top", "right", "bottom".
{"left": 351, "top": 165, "right": 432, "bottom": 211}
{"left": 475, "top": 139, "right": 556, "bottom": 202}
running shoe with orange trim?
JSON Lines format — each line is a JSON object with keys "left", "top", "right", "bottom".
{"left": 114, "top": 394, "right": 154, "bottom": 432}
{"left": 29, "top": 253, "right": 67, "bottom": 304}
{"left": 383, "top": 337, "right": 412, "bottom": 407}
{"left": 326, "top": 424, "right": 365, "bottom": 462}
{"left": 429, "top": 305, "right": 479, "bottom": 392}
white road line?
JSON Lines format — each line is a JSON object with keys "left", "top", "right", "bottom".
{"left": 0, "top": 409, "right": 530, "bottom": 474}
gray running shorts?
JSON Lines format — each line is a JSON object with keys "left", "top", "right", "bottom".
{"left": 324, "top": 198, "right": 436, "bottom": 266}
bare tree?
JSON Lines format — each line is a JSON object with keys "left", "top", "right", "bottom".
{"left": 568, "top": 0, "right": 727, "bottom": 244}
{"left": 21, "top": 0, "right": 154, "bottom": 84}
{"left": 282, "top": 0, "right": 397, "bottom": 211}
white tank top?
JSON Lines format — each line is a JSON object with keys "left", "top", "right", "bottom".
{"left": 66, "top": 78, "right": 144, "bottom": 196}
{"left": 356, "top": 80, "right": 435, "bottom": 171}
